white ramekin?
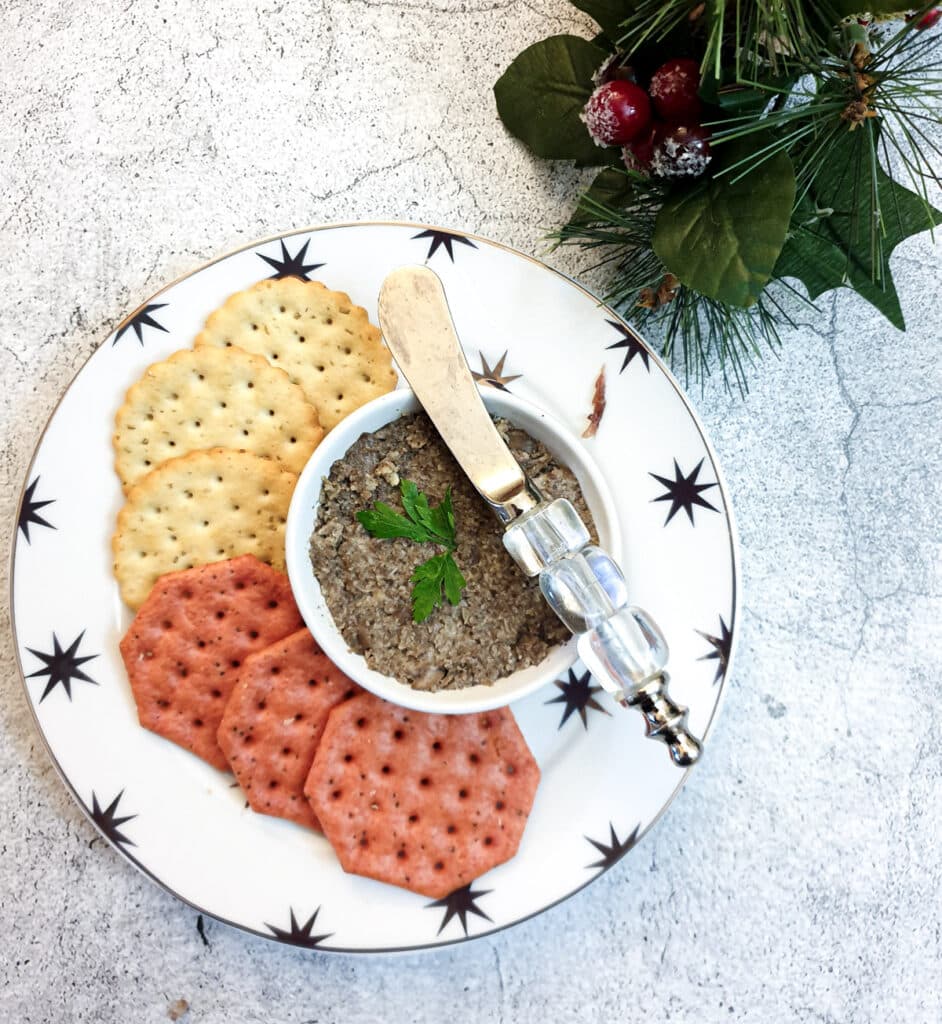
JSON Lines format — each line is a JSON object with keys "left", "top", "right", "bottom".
{"left": 285, "top": 388, "right": 622, "bottom": 713}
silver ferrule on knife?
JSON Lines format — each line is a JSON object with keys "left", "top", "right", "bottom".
{"left": 377, "top": 266, "right": 702, "bottom": 767}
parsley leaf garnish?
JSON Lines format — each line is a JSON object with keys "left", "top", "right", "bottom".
{"left": 357, "top": 480, "right": 467, "bottom": 623}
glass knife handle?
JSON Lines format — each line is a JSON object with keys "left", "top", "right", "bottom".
{"left": 503, "top": 499, "right": 702, "bottom": 767}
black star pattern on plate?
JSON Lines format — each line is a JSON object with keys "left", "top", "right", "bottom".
{"left": 25, "top": 631, "right": 98, "bottom": 703}
{"left": 650, "top": 458, "right": 720, "bottom": 526}
{"left": 113, "top": 303, "right": 169, "bottom": 346}
{"left": 427, "top": 883, "right": 493, "bottom": 936}
{"left": 18, "top": 476, "right": 56, "bottom": 544}
{"left": 605, "top": 319, "right": 650, "bottom": 373}
{"left": 697, "top": 616, "right": 732, "bottom": 685}
{"left": 265, "top": 908, "right": 332, "bottom": 948}
{"left": 585, "top": 822, "right": 640, "bottom": 872}
{"left": 471, "top": 350, "right": 521, "bottom": 391}
{"left": 257, "top": 238, "right": 324, "bottom": 280}
{"left": 90, "top": 791, "right": 137, "bottom": 850}
{"left": 412, "top": 229, "right": 477, "bottom": 263}
{"left": 545, "top": 669, "right": 611, "bottom": 730}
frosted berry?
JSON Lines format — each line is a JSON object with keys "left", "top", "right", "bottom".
{"left": 581, "top": 80, "right": 652, "bottom": 147}
{"left": 649, "top": 58, "right": 702, "bottom": 123}
{"left": 916, "top": 8, "right": 941, "bottom": 28}
{"left": 622, "top": 124, "right": 658, "bottom": 174}
{"left": 650, "top": 124, "right": 711, "bottom": 178}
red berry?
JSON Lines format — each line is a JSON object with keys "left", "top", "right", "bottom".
{"left": 650, "top": 124, "right": 711, "bottom": 179}
{"left": 581, "top": 80, "right": 652, "bottom": 147}
{"left": 622, "top": 124, "right": 658, "bottom": 173}
{"left": 648, "top": 58, "right": 702, "bottom": 123}
{"left": 916, "top": 8, "right": 941, "bottom": 28}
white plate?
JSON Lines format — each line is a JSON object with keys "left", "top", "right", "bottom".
{"left": 11, "top": 222, "right": 739, "bottom": 952}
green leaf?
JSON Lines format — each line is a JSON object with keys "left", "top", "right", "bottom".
{"left": 442, "top": 554, "right": 467, "bottom": 606}
{"left": 410, "top": 555, "right": 449, "bottom": 622}
{"left": 398, "top": 479, "right": 441, "bottom": 541}
{"left": 566, "top": 167, "right": 638, "bottom": 228}
{"left": 429, "top": 486, "right": 456, "bottom": 543}
{"left": 652, "top": 135, "right": 796, "bottom": 307}
{"left": 774, "top": 129, "right": 942, "bottom": 330}
{"left": 356, "top": 503, "right": 427, "bottom": 543}
{"left": 569, "top": 0, "right": 636, "bottom": 41}
{"left": 494, "top": 35, "right": 611, "bottom": 167}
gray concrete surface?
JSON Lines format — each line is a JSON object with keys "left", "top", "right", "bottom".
{"left": 1, "top": 2, "right": 940, "bottom": 1022}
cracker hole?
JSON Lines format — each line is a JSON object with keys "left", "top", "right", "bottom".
{"left": 249, "top": 630, "right": 259, "bottom": 639}
{"left": 269, "top": 781, "right": 278, "bottom": 789}
{"left": 356, "top": 717, "right": 367, "bottom": 728}
{"left": 447, "top": 824, "right": 456, "bottom": 834}
{"left": 161, "top": 620, "right": 172, "bottom": 630}
{"left": 230, "top": 660, "right": 240, "bottom": 669}
{"left": 458, "top": 789, "right": 468, "bottom": 799}
{"left": 257, "top": 701, "right": 266, "bottom": 711}
{"left": 434, "top": 861, "right": 444, "bottom": 872}
{"left": 359, "top": 837, "right": 368, "bottom": 847}
{"left": 247, "top": 382, "right": 254, "bottom": 389}
{"left": 279, "top": 306, "right": 286, "bottom": 313}
{"left": 408, "top": 814, "right": 418, "bottom": 823}
{"left": 495, "top": 800, "right": 504, "bottom": 811}
{"left": 331, "top": 789, "right": 342, "bottom": 800}
{"left": 393, "top": 729, "right": 404, "bottom": 741}
{"left": 343, "top": 754, "right": 353, "bottom": 763}
{"left": 307, "top": 679, "right": 318, "bottom": 687}
{"left": 270, "top": 666, "right": 280, "bottom": 676}
{"left": 381, "top": 765, "right": 391, "bottom": 775}
{"left": 267, "top": 600, "right": 278, "bottom": 609}
{"left": 469, "top": 753, "right": 479, "bottom": 764}
{"left": 224, "top": 341, "right": 232, "bottom": 347}
{"left": 211, "top": 689, "right": 222, "bottom": 698}
{"left": 193, "top": 718, "right": 203, "bottom": 727}
{"left": 282, "top": 747, "right": 291, "bottom": 756}
{"left": 396, "top": 849, "right": 406, "bottom": 859}
{"left": 483, "top": 836, "right": 493, "bottom": 846}
{"left": 419, "top": 777, "right": 430, "bottom": 787}
{"left": 251, "top": 324, "right": 258, "bottom": 331}
{"left": 506, "top": 764, "right": 516, "bottom": 775}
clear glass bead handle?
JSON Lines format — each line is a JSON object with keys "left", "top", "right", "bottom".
{"left": 505, "top": 501, "right": 702, "bottom": 767}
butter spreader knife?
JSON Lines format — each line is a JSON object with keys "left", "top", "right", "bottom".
{"left": 377, "top": 266, "right": 702, "bottom": 767}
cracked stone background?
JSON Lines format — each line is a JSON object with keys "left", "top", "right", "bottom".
{"left": 1, "top": 2, "right": 940, "bottom": 1022}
